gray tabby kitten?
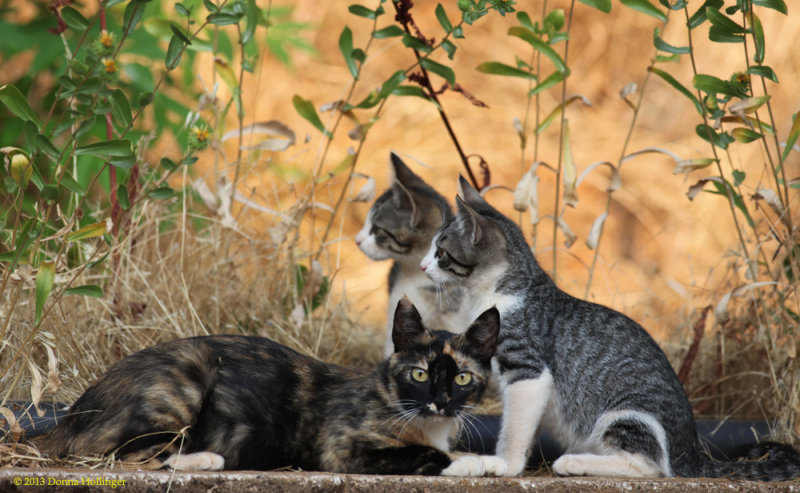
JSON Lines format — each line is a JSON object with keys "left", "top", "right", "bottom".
{"left": 424, "top": 176, "right": 800, "bottom": 480}
{"left": 356, "top": 152, "right": 471, "bottom": 356}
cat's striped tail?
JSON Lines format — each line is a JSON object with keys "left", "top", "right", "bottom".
{"left": 698, "top": 442, "right": 800, "bottom": 481}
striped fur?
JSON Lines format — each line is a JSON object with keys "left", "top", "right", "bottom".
{"left": 424, "top": 176, "right": 800, "bottom": 480}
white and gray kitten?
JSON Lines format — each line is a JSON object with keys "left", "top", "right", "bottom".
{"left": 423, "top": 176, "right": 800, "bottom": 481}
{"left": 356, "top": 153, "right": 471, "bottom": 356}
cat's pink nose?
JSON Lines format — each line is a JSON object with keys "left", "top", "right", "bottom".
{"left": 420, "top": 263, "right": 427, "bottom": 272}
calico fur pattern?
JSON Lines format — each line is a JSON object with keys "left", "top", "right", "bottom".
{"left": 36, "top": 299, "right": 499, "bottom": 475}
{"left": 423, "top": 176, "right": 800, "bottom": 481}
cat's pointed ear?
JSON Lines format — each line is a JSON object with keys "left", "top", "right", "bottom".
{"left": 455, "top": 196, "right": 486, "bottom": 245}
{"left": 392, "top": 297, "right": 427, "bottom": 352}
{"left": 389, "top": 154, "right": 423, "bottom": 227}
{"left": 457, "top": 175, "right": 484, "bottom": 207}
{"left": 390, "top": 152, "right": 424, "bottom": 188}
{"left": 463, "top": 307, "right": 500, "bottom": 361}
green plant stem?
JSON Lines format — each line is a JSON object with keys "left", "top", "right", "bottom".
{"left": 552, "top": 0, "right": 575, "bottom": 279}
{"left": 584, "top": 68, "right": 653, "bottom": 299}
{"left": 681, "top": 5, "right": 756, "bottom": 283}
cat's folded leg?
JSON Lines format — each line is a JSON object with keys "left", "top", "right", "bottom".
{"left": 162, "top": 451, "right": 225, "bottom": 471}
{"left": 552, "top": 452, "right": 661, "bottom": 478}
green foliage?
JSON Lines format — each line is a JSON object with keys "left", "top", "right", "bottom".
{"left": 0, "top": 0, "right": 307, "bottom": 331}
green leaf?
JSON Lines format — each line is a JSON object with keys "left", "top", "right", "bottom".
{"left": 348, "top": 4, "right": 378, "bottom": 19}
{"left": 693, "top": 73, "right": 746, "bottom": 98}
{"left": 732, "top": 169, "right": 746, "bottom": 186}
{"left": 207, "top": 12, "right": 241, "bottom": 25}
{"left": 402, "top": 33, "right": 432, "bottom": 53}
{"left": 687, "top": 0, "right": 723, "bottom": 28}
{"left": 782, "top": 112, "right": 800, "bottom": 163}
{"left": 529, "top": 70, "right": 567, "bottom": 96}
{"left": 148, "top": 186, "right": 175, "bottom": 199}
{"left": 751, "top": 12, "right": 765, "bottom": 64}
{"left": 648, "top": 67, "right": 703, "bottom": 115}
{"left": 67, "top": 222, "right": 108, "bottom": 241}
{"left": 653, "top": 28, "right": 689, "bottom": 54}
{"left": 110, "top": 152, "right": 137, "bottom": 169}
{"left": 377, "top": 70, "right": 407, "bottom": 99}
{"left": 373, "top": 25, "right": 405, "bottom": 38}
{"left": 64, "top": 285, "right": 104, "bottom": 297}
{"left": 110, "top": 89, "right": 133, "bottom": 131}
{"left": 292, "top": 95, "right": 329, "bottom": 136}
{"left": 61, "top": 6, "right": 90, "bottom": 31}
{"left": 339, "top": 26, "right": 359, "bottom": 79}
{"left": 74, "top": 139, "right": 133, "bottom": 157}
{"left": 442, "top": 39, "right": 457, "bottom": 60}
{"left": 477, "top": 61, "right": 536, "bottom": 79}
{"left": 392, "top": 85, "right": 430, "bottom": 100}
{"left": 61, "top": 173, "right": 84, "bottom": 195}
{"left": 577, "top": 0, "right": 612, "bottom": 13}
{"left": 175, "top": 3, "right": 191, "bottom": 17}
{"left": 123, "top": 0, "right": 145, "bottom": 32}
{"left": 165, "top": 35, "right": 185, "bottom": 70}
{"left": 118, "top": 183, "right": 130, "bottom": 211}
{"left": 35, "top": 261, "right": 56, "bottom": 325}
{"left": 620, "top": 0, "right": 666, "bottom": 22}
{"left": 696, "top": 124, "right": 734, "bottom": 149}
{"left": 41, "top": 184, "right": 59, "bottom": 201}
{"left": 706, "top": 7, "right": 746, "bottom": 33}
{"left": 517, "top": 11, "right": 534, "bottom": 30}
{"left": 170, "top": 23, "right": 192, "bottom": 44}
{"left": 747, "top": 65, "right": 778, "bottom": 83}
{"left": 420, "top": 58, "right": 455, "bottom": 86}
{"left": 731, "top": 127, "right": 762, "bottom": 143}
{"left": 544, "top": 9, "right": 565, "bottom": 31}
{"left": 0, "top": 84, "right": 43, "bottom": 130}
{"left": 508, "top": 27, "right": 566, "bottom": 73}
{"left": 752, "top": 0, "right": 787, "bottom": 14}
{"left": 435, "top": 4, "right": 453, "bottom": 32}
{"left": 35, "top": 134, "right": 61, "bottom": 161}
{"left": 241, "top": 0, "right": 258, "bottom": 45}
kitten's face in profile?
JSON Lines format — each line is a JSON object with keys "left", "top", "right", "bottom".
{"left": 356, "top": 153, "right": 447, "bottom": 262}
{"left": 420, "top": 183, "right": 507, "bottom": 287}
{"left": 388, "top": 298, "right": 498, "bottom": 419}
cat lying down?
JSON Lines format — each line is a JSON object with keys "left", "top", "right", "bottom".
{"left": 35, "top": 298, "right": 498, "bottom": 475}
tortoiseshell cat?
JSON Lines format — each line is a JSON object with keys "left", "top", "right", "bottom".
{"left": 356, "top": 153, "right": 471, "bottom": 356}
{"left": 35, "top": 299, "right": 498, "bottom": 475}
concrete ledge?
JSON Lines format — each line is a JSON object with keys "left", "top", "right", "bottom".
{"left": 2, "top": 469, "right": 800, "bottom": 492}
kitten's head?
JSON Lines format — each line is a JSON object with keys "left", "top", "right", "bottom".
{"left": 355, "top": 153, "right": 451, "bottom": 262}
{"left": 387, "top": 297, "right": 499, "bottom": 418}
{"left": 420, "top": 176, "right": 525, "bottom": 288}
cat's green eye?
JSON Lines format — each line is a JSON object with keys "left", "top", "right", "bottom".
{"left": 411, "top": 368, "right": 429, "bottom": 383}
{"left": 454, "top": 372, "right": 472, "bottom": 386}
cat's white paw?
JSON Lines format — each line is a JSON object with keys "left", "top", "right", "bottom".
{"left": 552, "top": 454, "right": 586, "bottom": 476}
{"left": 480, "top": 455, "right": 510, "bottom": 476}
{"left": 163, "top": 451, "right": 225, "bottom": 471}
{"left": 441, "top": 455, "right": 485, "bottom": 476}
{"left": 441, "top": 455, "right": 509, "bottom": 477}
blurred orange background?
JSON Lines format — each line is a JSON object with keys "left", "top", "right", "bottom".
{"left": 197, "top": 0, "right": 799, "bottom": 342}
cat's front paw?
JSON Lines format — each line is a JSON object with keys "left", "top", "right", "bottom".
{"left": 162, "top": 451, "right": 225, "bottom": 471}
{"left": 440, "top": 455, "right": 508, "bottom": 477}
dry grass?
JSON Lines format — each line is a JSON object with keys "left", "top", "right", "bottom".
{"left": 1, "top": 0, "right": 799, "bottom": 469}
